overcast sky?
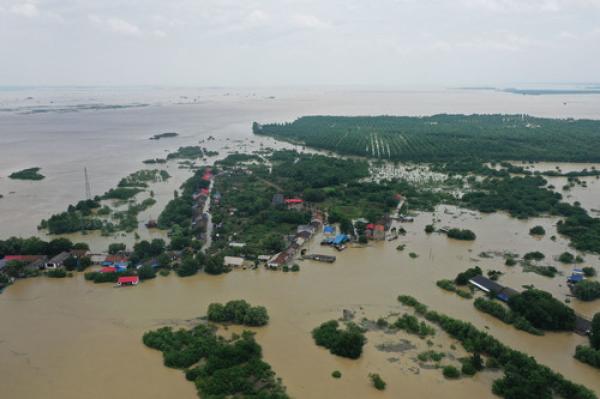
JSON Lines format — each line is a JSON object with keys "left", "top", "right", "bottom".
{"left": 1, "top": 0, "right": 599, "bottom": 87}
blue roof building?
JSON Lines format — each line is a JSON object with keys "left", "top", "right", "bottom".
{"left": 333, "top": 234, "right": 349, "bottom": 246}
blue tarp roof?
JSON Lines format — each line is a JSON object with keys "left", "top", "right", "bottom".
{"left": 101, "top": 261, "right": 113, "bottom": 266}
{"left": 569, "top": 274, "right": 584, "bottom": 282}
{"left": 333, "top": 234, "right": 348, "bottom": 245}
{"left": 324, "top": 225, "right": 335, "bottom": 233}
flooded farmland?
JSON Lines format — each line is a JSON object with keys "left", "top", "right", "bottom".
{"left": 1, "top": 87, "right": 600, "bottom": 398}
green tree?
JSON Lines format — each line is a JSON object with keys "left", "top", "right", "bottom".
{"left": 177, "top": 256, "right": 199, "bottom": 277}
{"left": 108, "top": 243, "right": 126, "bottom": 255}
{"left": 590, "top": 313, "right": 600, "bottom": 350}
{"left": 574, "top": 280, "right": 600, "bottom": 301}
{"left": 138, "top": 264, "right": 156, "bottom": 280}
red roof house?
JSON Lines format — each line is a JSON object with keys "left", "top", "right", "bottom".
{"left": 117, "top": 276, "right": 139, "bottom": 286}
{"left": 284, "top": 198, "right": 304, "bottom": 204}
{"left": 100, "top": 266, "right": 117, "bottom": 273}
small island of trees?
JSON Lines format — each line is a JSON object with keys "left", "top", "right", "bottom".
{"left": 9, "top": 167, "right": 45, "bottom": 180}
{"left": 207, "top": 300, "right": 269, "bottom": 327}
{"left": 143, "top": 324, "right": 288, "bottom": 398}
{"left": 312, "top": 320, "right": 366, "bottom": 359}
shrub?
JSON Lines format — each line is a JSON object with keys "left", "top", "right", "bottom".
{"left": 394, "top": 314, "right": 435, "bottom": 337}
{"left": 442, "top": 365, "right": 460, "bottom": 379}
{"left": 417, "top": 350, "right": 445, "bottom": 362}
{"left": 505, "top": 257, "right": 517, "bottom": 266}
{"left": 47, "top": 268, "right": 67, "bottom": 278}
{"left": 583, "top": 267, "right": 597, "bottom": 277}
{"left": 529, "top": 225, "right": 546, "bottom": 236}
{"left": 332, "top": 370, "right": 342, "bottom": 379}
{"left": 436, "top": 279, "right": 456, "bottom": 292}
{"left": 558, "top": 252, "right": 575, "bottom": 263}
{"left": 524, "top": 251, "right": 545, "bottom": 261}
{"left": 591, "top": 313, "right": 600, "bottom": 350}
{"left": 447, "top": 228, "right": 476, "bottom": 241}
{"left": 461, "top": 361, "right": 477, "bottom": 376}
{"left": 455, "top": 266, "right": 482, "bottom": 285}
{"left": 291, "top": 264, "right": 300, "bottom": 272}
{"left": 574, "top": 280, "right": 600, "bottom": 301}
{"left": 425, "top": 224, "right": 435, "bottom": 234}
{"left": 369, "top": 373, "right": 386, "bottom": 390}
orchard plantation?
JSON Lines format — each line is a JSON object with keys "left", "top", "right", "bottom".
{"left": 254, "top": 114, "right": 600, "bottom": 162}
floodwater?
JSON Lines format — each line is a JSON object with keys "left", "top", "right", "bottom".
{"left": 1, "top": 87, "right": 600, "bottom": 398}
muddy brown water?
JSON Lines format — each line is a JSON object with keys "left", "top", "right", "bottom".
{"left": 2, "top": 206, "right": 600, "bottom": 399}
{"left": 2, "top": 88, "right": 600, "bottom": 398}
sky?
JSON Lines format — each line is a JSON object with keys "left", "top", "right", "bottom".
{"left": 0, "top": 0, "right": 599, "bottom": 87}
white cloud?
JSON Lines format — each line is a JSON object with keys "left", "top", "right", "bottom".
{"left": 244, "top": 9, "right": 269, "bottom": 27}
{"left": 292, "top": 14, "right": 330, "bottom": 29}
{"left": 153, "top": 29, "right": 166, "bottom": 38}
{"left": 89, "top": 15, "right": 142, "bottom": 36}
{"left": 460, "top": 0, "right": 600, "bottom": 12}
{"left": 10, "top": 2, "right": 39, "bottom": 17}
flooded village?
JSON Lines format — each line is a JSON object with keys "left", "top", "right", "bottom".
{"left": 2, "top": 88, "right": 600, "bottom": 399}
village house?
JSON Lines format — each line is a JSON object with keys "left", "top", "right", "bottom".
{"left": 284, "top": 198, "right": 304, "bottom": 210}
{"left": 373, "top": 224, "right": 385, "bottom": 240}
{"left": 45, "top": 252, "right": 71, "bottom": 269}
{"left": 3, "top": 255, "right": 48, "bottom": 271}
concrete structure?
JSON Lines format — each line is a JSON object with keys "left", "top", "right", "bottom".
{"left": 224, "top": 256, "right": 245, "bottom": 268}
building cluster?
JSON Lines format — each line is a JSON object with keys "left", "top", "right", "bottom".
{"left": 0, "top": 249, "right": 90, "bottom": 278}
{"left": 266, "top": 211, "right": 324, "bottom": 269}
{"left": 191, "top": 167, "right": 215, "bottom": 239}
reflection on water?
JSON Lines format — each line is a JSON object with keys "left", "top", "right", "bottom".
{"left": 1, "top": 87, "right": 600, "bottom": 398}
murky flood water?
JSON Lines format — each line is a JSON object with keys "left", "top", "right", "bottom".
{"left": 1, "top": 87, "right": 600, "bottom": 398}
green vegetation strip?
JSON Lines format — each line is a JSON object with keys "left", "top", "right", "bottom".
{"left": 397, "top": 295, "right": 596, "bottom": 399}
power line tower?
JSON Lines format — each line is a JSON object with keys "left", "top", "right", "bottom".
{"left": 84, "top": 167, "right": 92, "bottom": 200}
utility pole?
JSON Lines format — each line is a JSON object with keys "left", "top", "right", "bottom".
{"left": 84, "top": 167, "right": 92, "bottom": 200}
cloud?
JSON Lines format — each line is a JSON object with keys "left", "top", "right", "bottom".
{"left": 89, "top": 15, "right": 142, "bottom": 36}
{"left": 10, "top": 2, "right": 39, "bottom": 17}
{"left": 292, "top": 14, "right": 330, "bottom": 29}
{"left": 460, "top": 0, "right": 600, "bottom": 12}
{"left": 152, "top": 29, "right": 166, "bottom": 38}
{"left": 244, "top": 9, "right": 269, "bottom": 27}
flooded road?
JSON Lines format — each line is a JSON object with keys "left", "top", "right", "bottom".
{"left": 1, "top": 87, "right": 600, "bottom": 398}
